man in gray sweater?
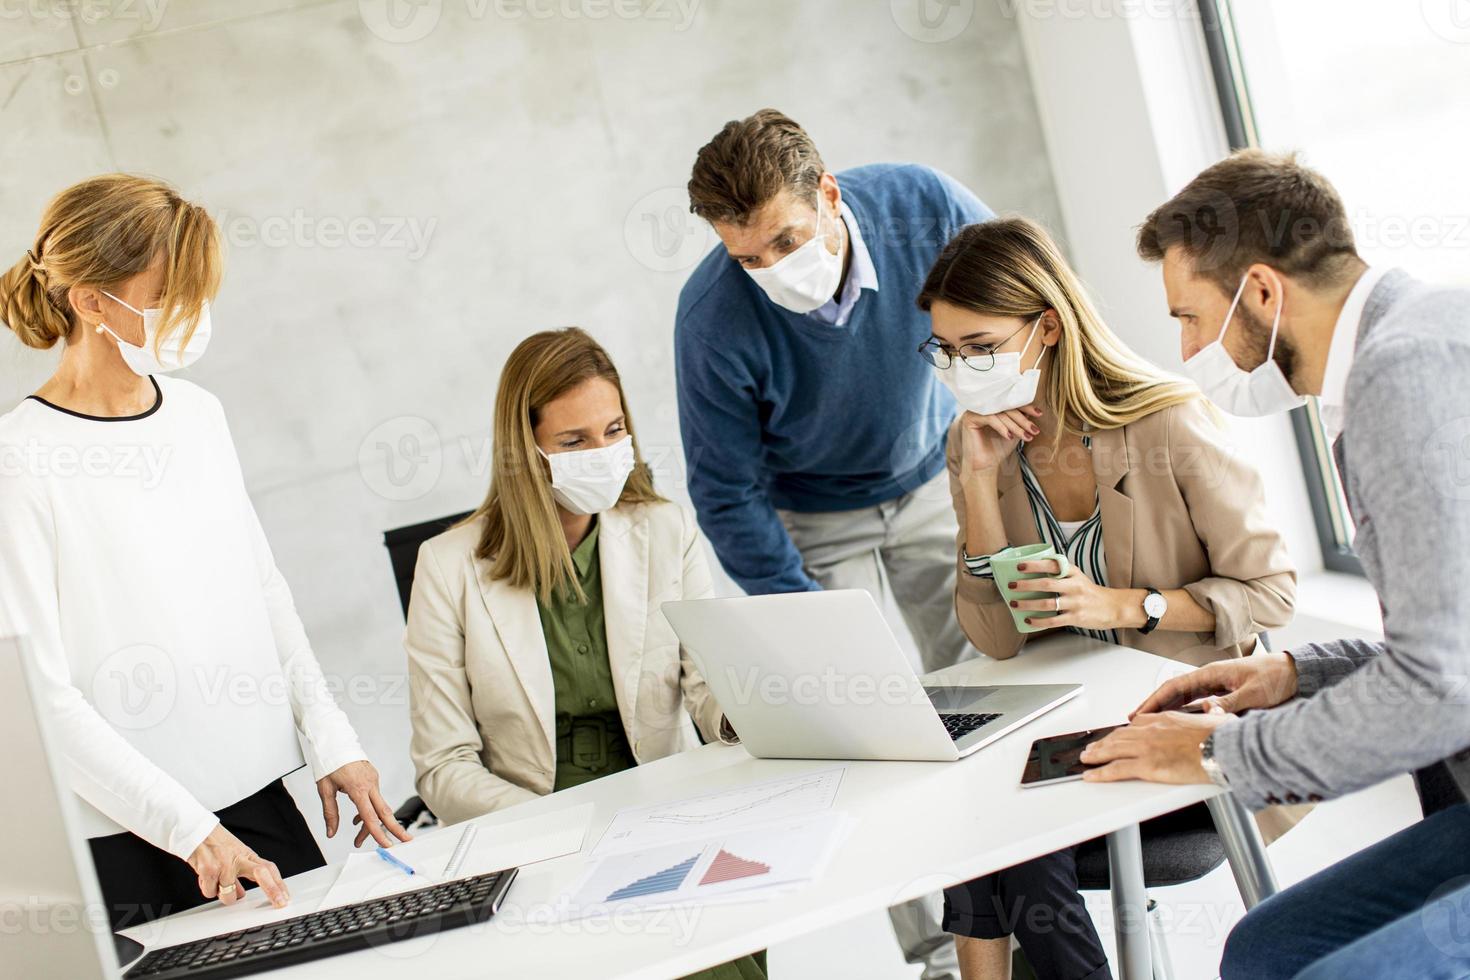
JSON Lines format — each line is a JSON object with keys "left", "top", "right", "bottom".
{"left": 1079, "top": 149, "right": 1470, "bottom": 979}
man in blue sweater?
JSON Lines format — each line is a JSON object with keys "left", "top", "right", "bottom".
{"left": 675, "top": 109, "right": 992, "bottom": 980}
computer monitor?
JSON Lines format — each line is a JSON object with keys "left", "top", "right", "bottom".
{"left": 0, "top": 634, "right": 127, "bottom": 979}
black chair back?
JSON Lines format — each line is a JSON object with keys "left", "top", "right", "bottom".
{"left": 382, "top": 510, "right": 474, "bottom": 618}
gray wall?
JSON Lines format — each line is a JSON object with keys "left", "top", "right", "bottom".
{"left": 0, "top": 0, "right": 1062, "bottom": 854}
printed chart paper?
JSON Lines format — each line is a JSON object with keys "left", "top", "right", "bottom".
{"left": 563, "top": 811, "right": 851, "bottom": 919}
{"left": 591, "top": 765, "right": 846, "bottom": 857}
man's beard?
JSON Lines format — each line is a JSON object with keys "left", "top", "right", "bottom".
{"left": 1235, "top": 302, "right": 1297, "bottom": 385}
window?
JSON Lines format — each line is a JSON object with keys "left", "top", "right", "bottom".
{"left": 1199, "top": 0, "right": 1470, "bottom": 574}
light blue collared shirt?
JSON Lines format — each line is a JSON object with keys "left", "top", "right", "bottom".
{"left": 809, "top": 201, "right": 879, "bottom": 327}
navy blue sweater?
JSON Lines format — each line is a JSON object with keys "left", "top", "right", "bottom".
{"left": 674, "top": 163, "right": 993, "bottom": 595}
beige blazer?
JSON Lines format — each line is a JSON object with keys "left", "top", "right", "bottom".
{"left": 404, "top": 500, "right": 728, "bottom": 826}
{"left": 950, "top": 397, "right": 1297, "bottom": 667}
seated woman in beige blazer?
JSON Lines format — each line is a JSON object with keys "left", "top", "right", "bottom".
{"left": 915, "top": 218, "right": 1297, "bottom": 980}
{"left": 404, "top": 328, "right": 762, "bottom": 980}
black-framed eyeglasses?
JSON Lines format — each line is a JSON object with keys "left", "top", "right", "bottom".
{"left": 917, "top": 317, "right": 1038, "bottom": 372}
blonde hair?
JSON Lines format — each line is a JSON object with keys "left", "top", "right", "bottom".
{"left": 464, "top": 328, "right": 663, "bottom": 603}
{"left": 918, "top": 216, "right": 1205, "bottom": 444}
{"left": 0, "top": 174, "right": 221, "bottom": 354}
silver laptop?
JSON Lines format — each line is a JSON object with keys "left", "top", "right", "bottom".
{"left": 662, "top": 590, "right": 1080, "bottom": 761}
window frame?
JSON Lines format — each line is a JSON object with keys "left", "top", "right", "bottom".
{"left": 1198, "top": 0, "right": 1364, "bottom": 576}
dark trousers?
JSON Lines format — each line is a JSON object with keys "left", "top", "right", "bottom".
{"left": 89, "top": 779, "right": 324, "bottom": 931}
{"left": 1222, "top": 802, "right": 1470, "bottom": 980}
{"left": 943, "top": 847, "right": 1111, "bottom": 980}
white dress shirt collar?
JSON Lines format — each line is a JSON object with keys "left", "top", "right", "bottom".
{"left": 810, "top": 201, "right": 879, "bottom": 327}
{"left": 1319, "top": 265, "right": 1390, "bottom": 442}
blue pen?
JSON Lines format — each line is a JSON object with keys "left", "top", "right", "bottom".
{"left": 377, "top": 847, "right": 417, "bottom": 876}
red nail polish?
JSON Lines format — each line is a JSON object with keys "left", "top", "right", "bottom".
{"left": 1009, "top": 600, "right": 1017, "bottom": 608}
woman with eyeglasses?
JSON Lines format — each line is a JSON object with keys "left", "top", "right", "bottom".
{"left": 915, "top": 218, "right": 1297, "bottom": 980}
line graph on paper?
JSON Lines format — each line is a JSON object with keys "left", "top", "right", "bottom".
{"left": 591, "top": 766, "right": 846, "bottom": 857}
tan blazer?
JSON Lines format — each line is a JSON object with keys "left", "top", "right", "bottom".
{"left": 404, "top": 500, "right": 728, "bottom": 826}
{"left": 950, "top": 398, "right": 1297, "bottom": 667}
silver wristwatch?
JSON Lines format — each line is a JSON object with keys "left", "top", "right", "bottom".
{"left": 1200, "top": 733, "right": 1230, "bottom": 788}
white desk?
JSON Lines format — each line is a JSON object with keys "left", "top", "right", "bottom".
{"left": 121, "top": 634, "right": 1272, "bottom": 979}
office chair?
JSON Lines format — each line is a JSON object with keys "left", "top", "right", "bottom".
{"left": 1072, "top": 803, "right": 1223, "bottom": 980}
{"left": 383, "top": 509, "right": 474, "bottom": 829}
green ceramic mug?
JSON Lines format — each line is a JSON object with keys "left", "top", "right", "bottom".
{"left": 988, "top": 543, "right": 1071, "bottom": 634}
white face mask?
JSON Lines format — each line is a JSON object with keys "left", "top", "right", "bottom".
{"left": 935, "top": 315, "right": 1047, "bottom": 416}
{"left": 97, "top": 291, "right": 213, "bottom": 376}
{"left": 744, "top": 193, "right": 843, "bottom": 314}
{"left": 538, "top": 437, "right": 637, "bottom": 515}
{"left": 1181, "top": 273, "right": 1305, "bottom": 417}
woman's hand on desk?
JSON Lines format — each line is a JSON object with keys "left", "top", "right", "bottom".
{"left": 317, "top": 760, "right": 414, "bottom": 849}
{"left": 188, "top": 825, "right": 290, "bottom": 909}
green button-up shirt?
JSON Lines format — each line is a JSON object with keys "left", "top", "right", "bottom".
{"left": 533, "top": 519, "right": 767, "bottom": 980}
{"left": 535, "top": 519, "right": 634, "bottom": 791}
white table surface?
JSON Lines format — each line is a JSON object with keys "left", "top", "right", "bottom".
{"left": 121, "top": 634, "right": 1222, "bottom": 979}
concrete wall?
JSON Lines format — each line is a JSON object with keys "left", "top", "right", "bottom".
{"left": 0, "top": 0, "right": 1064, "bottom": 854}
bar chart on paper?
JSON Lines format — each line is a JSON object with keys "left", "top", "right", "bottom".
{"left": 699, "top": 849, "right": 771, "bottom": 886}
{"left": 567, "top": 812, "right": 849, "bottom": 917}
{"left": 591, "top": 765, "right": 846, "bottom": 857}
{"left": 607, "top": 854, "right": 701, "bottom": 901}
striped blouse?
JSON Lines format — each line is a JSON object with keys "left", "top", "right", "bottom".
{"left": 962, "top": 434, "right": 1119, "bottom": 645}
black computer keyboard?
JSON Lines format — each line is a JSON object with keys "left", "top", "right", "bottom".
{"left": 941, "top": 712, "right": 1002, "bottom": 741}
{"left": 123, "top": 867, "right": 518, "bottom": 979}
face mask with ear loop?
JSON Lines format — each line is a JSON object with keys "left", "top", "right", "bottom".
{"left": 95, "top": 291, "right": 213, "bottom": 376}
{"left": 536, "top": 437, "right": 637, "bottom": 515}
{"left": 934, "top": 314, "right": 1048, "bottom": 415}
{"left": 744, "top": 191, "right": 844, "bottom": 314}
{"left": 1181, "top": 272, "right": 1306, "bottom": 417}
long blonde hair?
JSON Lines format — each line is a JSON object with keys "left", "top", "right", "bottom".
{"left": 465, "top": 328, "right": 663, "bottom": 603}
{"left": 917, "top": 216, "right": 1203, "bottom": 444}
{"left": 0, "top": 173, "right": 220, "bottom": 354}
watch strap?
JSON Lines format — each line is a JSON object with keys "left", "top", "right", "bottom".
{"left": 1139, "top": 587, "right": 1163, "bottom": 635}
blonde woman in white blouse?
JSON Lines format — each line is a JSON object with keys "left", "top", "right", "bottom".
{"left": 0, "top": 175, "right": 409, "bottom": 929}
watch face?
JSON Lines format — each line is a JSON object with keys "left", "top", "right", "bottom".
{"left": 1144, "top": 592, "right": 1167, "bottom": 618}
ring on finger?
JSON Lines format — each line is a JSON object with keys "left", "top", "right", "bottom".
{"left": 219, "top": 881, "right": 238, "bottom": 897}
{"left": 1053, "top": 596, "right": 1061, "bottom": 613}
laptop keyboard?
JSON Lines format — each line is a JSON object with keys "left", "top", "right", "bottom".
{"left": 941, "top": 712, "right": 1002, "bottom": 741}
